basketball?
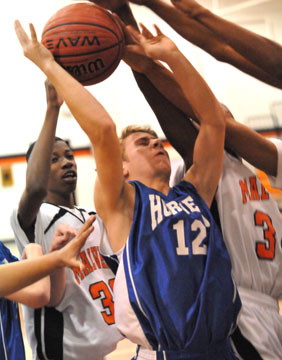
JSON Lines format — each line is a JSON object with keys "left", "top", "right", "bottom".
{"left": 41, "top": 3, "right": 125, "bottom": 86}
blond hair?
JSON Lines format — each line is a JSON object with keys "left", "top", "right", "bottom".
{"left": 120, "top": 125, "right": 158, "bottom": 160}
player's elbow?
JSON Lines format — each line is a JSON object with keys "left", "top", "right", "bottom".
{"left": 95, "top": 118, "right": 117, "bottom": 144}
{"left": 28, "top": 290, "right": 50, "bottom": 308}
{"left": 29, "top": 282, "right": 51, "bottom": 308}
{"left": 31, "top": 288, "right": 50, "bottom": 309}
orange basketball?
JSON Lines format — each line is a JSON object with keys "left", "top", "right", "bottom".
{"left": 41, "top": 3, "right": 125, "bottom": 86}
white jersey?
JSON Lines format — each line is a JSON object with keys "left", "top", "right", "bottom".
{"left": 10, "top": 203, "right": 122, "bottom": 360}
{"left": 171, "top": 150, "right": 282, "bottom": 359}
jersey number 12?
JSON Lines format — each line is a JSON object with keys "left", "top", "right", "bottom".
{"left": 173, "top": 216, "right": 210, "bottom": 255}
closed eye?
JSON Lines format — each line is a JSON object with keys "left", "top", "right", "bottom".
{"left": 136, "top": 137, "right": 150, "bottom": 146}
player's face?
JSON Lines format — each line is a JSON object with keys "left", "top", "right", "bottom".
{"left": 48, "top": 141, "right": 77, "bottom": 194}
{"left": 123, "top": 132, "right": 171, "bottom": 180}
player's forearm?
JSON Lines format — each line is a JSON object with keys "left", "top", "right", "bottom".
{"left": 142, "top": 60, "right": 195, "bottom": 117}
{"left": 142, "top": 0, "right": 282, "bottom": 88}
{"left": 115, "top": 2, "right": 138, "bottom": 28}
{"left": 165, "top": 50, "right": 224, "bottom": 128}
{"left": 25, "top": 105, "right": 59, "bottom": 194}
{"left": 133, "top": 70, "right": 196, "bottom": 165}
{"left": 193, "top": 4, "right": 282, "bottom": 81}
{"left": 43, "top": 60, "right": 115, "bottom": 146}
{"left": 225, "top": 119, "right": 278, "bottom": 176}
{"left": 1, "top": 254, "right": 62, "bottom": 298}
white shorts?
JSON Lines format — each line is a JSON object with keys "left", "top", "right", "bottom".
{"left": 234, "top": 287, "right": 282, "bottom": 360}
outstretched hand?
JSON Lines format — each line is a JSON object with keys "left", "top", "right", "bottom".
{"left": 14, "top": 20, "right": 54, "bottom": 71}
{"left": 128, "top": 23, "right": 178, "bottom": 62}
{"left": 58, "top": 215, "right": 95, "bottom": 271}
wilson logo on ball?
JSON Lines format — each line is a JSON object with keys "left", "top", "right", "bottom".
{"left": 63, "top": 59, "right": 105, "bottom": 77}
{"left": 41, "top": 3, "right": 125, "bottom": 86}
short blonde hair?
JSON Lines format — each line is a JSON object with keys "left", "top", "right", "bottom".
{"left": 120, "top": 125, "right": 158, "bottom": 160}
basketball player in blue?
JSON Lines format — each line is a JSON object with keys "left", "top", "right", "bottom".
{"left": 14, "top": 19, "right": 241, "bottom": 359}
{"left": 104, "top": 2, "right": 282, "bottom": 358}
{"left": 0, "top": 242, "right": 48, "bottom": 360}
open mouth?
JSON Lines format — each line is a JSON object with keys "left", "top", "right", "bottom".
{"left": 156, "top": 151, "right": 167, "bottom": 157}
{"left": 62, "top": 171, "right": 77, "bottom": 180}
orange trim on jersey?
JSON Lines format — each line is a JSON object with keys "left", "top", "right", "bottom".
{"left": 256, "top": 130, "right": 282, "bottom": 137}
{"left": 257, "top": 170, "right": 282, "bottom": 195}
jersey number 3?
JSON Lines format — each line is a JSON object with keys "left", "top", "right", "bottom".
{"left": 89, "top": 279, "right": 115, "bottom": 325}
{"left": 255, "top": 211, "right": 276, "bottom": 260}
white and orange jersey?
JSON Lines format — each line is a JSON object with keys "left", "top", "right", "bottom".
{"left": 172, "top": 151, "right": 282, "bottom": 298}
{"left": 215, "top": 152, "right": 282, "bottom": 298}
{"left": 171, "top": 146, "right": 282, "bottom": 359}
{"left": 10, "top": 203, "right": 122, "bottom": 360}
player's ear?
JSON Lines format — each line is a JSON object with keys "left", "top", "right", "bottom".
{"left": 122, "top": 161, "right": 129, "bottom": 179}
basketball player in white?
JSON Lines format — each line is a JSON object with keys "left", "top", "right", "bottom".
{"left": 10, "top": 80, "right": 122, "bottom": 360}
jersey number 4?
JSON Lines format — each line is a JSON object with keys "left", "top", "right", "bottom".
{"left": 173, "top": 216, "right": 210, "bottom": 255}
{"left": 255, "top": 211, "right": 276, "bottom": 260}
{"left": 89, "top": 278, "right": 115, "bottom": 325}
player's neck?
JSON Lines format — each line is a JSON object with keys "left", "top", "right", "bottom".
{"left": 45, "top": 192, "right": 75, "bottom": 209}
{"left": 132, "top": 174, "right": 170, "bottom": 195}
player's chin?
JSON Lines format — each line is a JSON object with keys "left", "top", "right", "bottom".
{"left": 62, "top": 178, "right": 77, "bottom": 192}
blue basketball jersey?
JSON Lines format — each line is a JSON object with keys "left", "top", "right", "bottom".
{"left": 0, "top": 242, "right": 26, "bottom": 360}
{"left": 122, "top": 180, "right": 241, "bottom": 358}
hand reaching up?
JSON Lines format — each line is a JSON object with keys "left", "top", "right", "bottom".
{"left": 14, "top": 20, "right": 54, "bottom": 71}
{"left": 128, "top": 23, "right": 179, "bottom": 62}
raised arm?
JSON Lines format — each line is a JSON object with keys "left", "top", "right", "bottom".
{"left": 15, "top": 20, "right": 131, "bottom": 252}
{"left": 134, "top": 24, "right": 225, "bottom": 206}
{"left": 111, "top": 3, "right": 279, "bottom": 180}
{"left": 128, "top": 0, "right": 282, "bottom": 89}
{"left": 171, "top": 0, "right": 282, "bottom": 82}
{"left": 123, "top": 29, "right": 197, "bottom": 166}
{"left": 18, "top": 80, "right": 63, "bottom": 240}
{"left": 1, "top": 217, "right": 94, "bottom": 299}
{"left": 90, "top": 1, "right": 197, "bottom": 167}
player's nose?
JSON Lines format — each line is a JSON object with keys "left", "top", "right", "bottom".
{"left": 152, "top": 138, "right": 163, "bottom": 148}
